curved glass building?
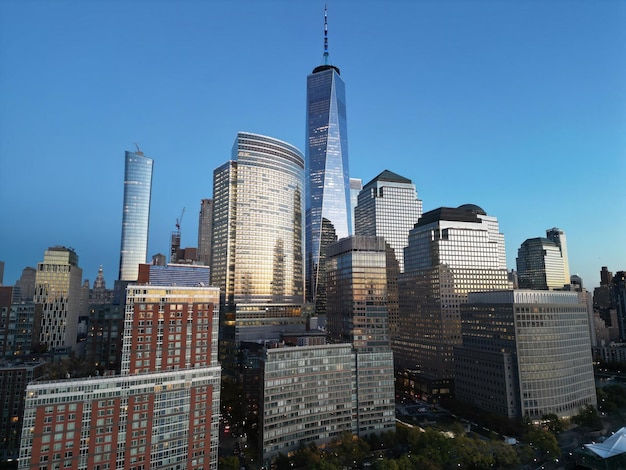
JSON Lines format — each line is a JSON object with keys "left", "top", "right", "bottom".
{"left": 118, "top": 150, "right": 153, "bottom": 281}
{"left": 212, "top": 132, "right": 305, "bottom": 353}
{"left": 305, "top": 13, "right": 351, "bottom": 314}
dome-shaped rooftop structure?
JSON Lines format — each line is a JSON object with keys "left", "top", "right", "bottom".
{"left": 457, "top": 204, "right": 487, "bottom": 215}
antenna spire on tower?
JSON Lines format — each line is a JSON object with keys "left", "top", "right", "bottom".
{"left": 323, "top": 4, "right": 329, "bottom": 65}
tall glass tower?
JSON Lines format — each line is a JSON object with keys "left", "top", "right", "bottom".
{"left": 306, "top": 7, "right": 351, "bottom": 314}
{"left": 118, "top": 149, "right": 153, "bottom": 281}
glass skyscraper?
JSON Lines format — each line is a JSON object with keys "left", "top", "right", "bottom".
{"left": 397, "top": 204, "right": 510, "bottom": 398}
{"left": 516, "top": 237, "right": 567, "bottom": 290}
{"left": 305, "top": 9, "right": 351, "bottom": 314}
{"left": 211, "top": 132, "right": 305, "bottom": 357}
{"left": 354, "top": 169, "right": 423, "bottom": 273}
{"left": 118, "top": 149, "right": 153, "bottom": 281}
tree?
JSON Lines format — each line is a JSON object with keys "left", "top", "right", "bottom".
{"left": 541, "top": 413, "right": 564, "bottom": 434}
{"left": 524, "top": 426, "right": 560, "bottom": 460}
{"left": 572, "top": 405, "right": 602, "bottom": 430}
{"left": 218, "top": 456, "right": 240, "bottom": 470}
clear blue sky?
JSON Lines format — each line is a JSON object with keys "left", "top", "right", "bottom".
{"left": 1, "top": 0, "right": 624, "bottom": 289}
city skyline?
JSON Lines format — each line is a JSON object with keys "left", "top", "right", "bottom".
{"left": 1, "top": 1, "right": 624, "bottom": 289}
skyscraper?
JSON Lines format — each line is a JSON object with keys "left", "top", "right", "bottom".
{"left": 211, "top": 132, "right": 305, "bottom": 355}
{"left": 396, "top": 205, "right": 510, "bottom": 398}
{"left": 34, "top": 246, "right": 83, "bottom": 352}
{"left": 349, "top": 177, "right": 362, "bottom": 235}
{"left": 306, "top": 7, "right": 351, "bottom": 314}
{"left": 516, "top": 237, "right": 567, "bottom": 290}
{"left": 197, "top": 198, "right": 213, "bottom": 266}
{"left": 546, "top": 227, "right": 570, "bottom": 284}
{"left": 118, "top": 149, "right": 153, "bottom": 281}
{"left": 354, "top": 169, "right": 423, "bottom": 273}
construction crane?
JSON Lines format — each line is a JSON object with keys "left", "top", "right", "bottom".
{"left": 176, "top": 207, "right": 185, "bottom": 234}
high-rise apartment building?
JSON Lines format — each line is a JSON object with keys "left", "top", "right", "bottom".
{"left": 455, "top": 290, "right": 597, "bottom": 420}
{"left": 211, "top": 132, "right": 305, "bottom": 364}
{"left": 396, "top": 205, "right": 510, "bottom": 398}
{"left": 118, "top": 149, "right": 153, "bottom": 281}
{"left": 546, "top": 227, "right": 570, "bottom": 284}
{"left": 197, "top": 198, "right": 213, "bottom": 266}
{"left": 305, "top": 7, "right": 351, "bottom": 315}
{"left": 19, "top": 269, "right": 222, "bottom": 470}
{"left": 516, "top": 237, "right": 566, "bottom": 290}
{"left": 34, "top": 246, "right": 83, "bottom": 352}
{"left": 354, "top": 169, "right": 423, "bottom": 273}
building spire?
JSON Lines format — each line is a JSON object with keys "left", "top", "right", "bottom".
{"left": 323, "top": 4, "right": 329, "bottom": 65}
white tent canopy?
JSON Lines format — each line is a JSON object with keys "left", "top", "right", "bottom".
{"left": 585, "top": 427, "right": 626, "bottom": 459}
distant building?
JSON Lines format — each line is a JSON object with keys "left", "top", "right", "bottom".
{"left": 19, "top": 280, "right": 221, "bottom": 470}
{"left": 85, "top": 302, "right": 123, "bottom": 372}
{"left": 545, "top": 227, "right": 570, "bottom": 285}
{"left": 601, "top": 266, "right": 613, "bottom": 286}
{"left": 396, "top": 205, "right": 510, "bottom": 398}
{"left": 89, "top": 265, "right": 114, "bottom": 304}
{"left": 0, "top": 361, "right": 46, "bottom": 462}
{"left": 34, "top": 246, "right": 83, "bottom": 352}
{"left": 354, "top": 170, "right": 422, "bottom": 273}
{"left": 611, "top": 271, "right": 626, "bottom": 341}
{"left": 197, "top": 198, "right": 213, "bottom": 266}
{"left": 349, "top": 178, "right": 362, "bottom": 235}
{"left": 516, "top": 237, "right": 567, "bottom": 290}
{"left": 455, "top": 290, "right": 597, "bottom": 420}
{"left": 118, "top": 149, "right": 153, "bottom": 281}
{"left": 14, "top": 267, "right": 36, "bottom": 302}
{"left": 0, "top": 296, "right": 37, "bottom": 357}
{"left": 137, "top": 263, "right": 210, "bottom": 287}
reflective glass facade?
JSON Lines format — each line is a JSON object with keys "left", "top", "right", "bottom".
{"left": 397, "top": 205, "right": 510, "bottom": 398}
{"left": 118, "top": 151, "right": 153, "bottom": 281}
{"left": 211, "top": 132, "right": 305, "bottom": 356}
{"left": 306, "top": 65, "right": 351, "bottom": 314}
{"left": 354, "top": 170, "right": 423, "bottom": 273}
{"left": 546, "top": 227, "right": 571, "bottom": 283}
{"left": 516, "top": 237, "right": 566, "bottom": 290}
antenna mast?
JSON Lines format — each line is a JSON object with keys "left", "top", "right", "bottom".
{"left": 323, "top": 5, "right": 329, "bottom": 65}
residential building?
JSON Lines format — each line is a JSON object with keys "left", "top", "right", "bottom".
{"left": 34, "top": 246, "right": 83, "bottom": 352}
{"left": 19, "top": 276, "right": 221, "bottom": 470}
{"left": 118, "top": 149, "right": 153, "bottom": 281}
{"left": 516, "top": 237, "right": 566, "bottom": 290}
{"left": 211, "top": 132, "right": 305, "bottom": 373}
{"left": 354, "top": 169, "right": 422, "bottom": 273}
{"left": 197, "top": 198, "right": 213, "bottom": 267}
{"left": 305, "top": 6, "right": 351, "bottom": 315}
{"left": 396, "top": 205, "right": 510, "bottom": 398}
{"left": 455, "top": 290, "right": 597, "bottom": 420}
{"left": 0, "top": 361, "right": 46, "bottom": 462}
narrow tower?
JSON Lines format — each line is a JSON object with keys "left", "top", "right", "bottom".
{"left": 305, "top": 6, "right": 351, "bottom": 315}
{"left": 118, "top": 147, "right": 153, "bottom": 281}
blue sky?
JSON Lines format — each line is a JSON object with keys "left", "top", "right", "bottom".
{"left": 1, "top": 0, "right": 624, "bottom": 289}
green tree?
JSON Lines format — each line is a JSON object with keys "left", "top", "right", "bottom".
{"left": 218, "top": 456, "right": 240, "bottom": 470}
{"left": 525, "top": 426, "right": 560, "bottom": 460}
{"left": 541, "top": 413, "right": 564, "bottom": 434}
{"left": 572, "top": 405, "right": 602, "bottom": 430}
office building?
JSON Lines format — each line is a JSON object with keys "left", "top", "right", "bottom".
{"left": 396, "top": 205, "right": 509, "bottom": 398}
{"left": 34, "top": 246, "right": 83, "bottom": 352}
{"left": 612, "top": 271, "right": 626, "bottom": 341}
{"left": 305, "top": 7, "right": 351, "bottom": 315}
{"left": 14, "top": 267, "right": 36, "bottom": 302}
{"left": 211, "top": 132, "right": 305, "bottom": 369}
{"left": 0, "top": 361, "right": 46, "bottom": 462}
{"left": 455, "top": 290, "right": 597, "bottom": 420}
{"left": 118, "top": 149, "right": 154, "bottom": 281}
{"left": 546, "top": 227, "right": 570, "bottom": 285}
{"left": 197, "top": 198, "right": 213, "bottom": 266}
{"left": 349, "top": 178, "right": 362, "bottom": 235}
{"left": 354, "top": 169, "right": 422, "bottom": 273}
{"left": 516, "top": 237, "right": 567, "bottom": 290}
{"left": 19, "top": 277, "right": 221, "bottom": 470}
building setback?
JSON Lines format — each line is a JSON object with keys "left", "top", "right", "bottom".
{"left": 455, "top": 290, "right": 597, "bottom": 420}
{"left": 396, "top": 205, "right": 510, "bottom": 398}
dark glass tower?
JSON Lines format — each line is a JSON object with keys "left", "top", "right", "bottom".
{"left": 306, "top": 7, "right": 351, "bottom": 314}
{"left": 118, "top": 149, "right": 153, "bottom": 281}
